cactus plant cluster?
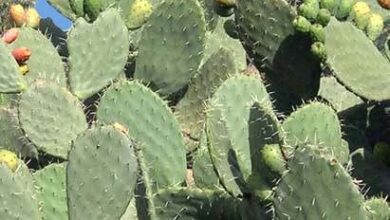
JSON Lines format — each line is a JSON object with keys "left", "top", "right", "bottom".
{"left": 0, "top": 0, "right": 389, "bottom": 219}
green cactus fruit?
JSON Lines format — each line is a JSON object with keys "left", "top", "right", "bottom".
{"left": 84, "top": 0, "right": 105, "bottom": 20}
{"left": 246, "top": 173, "right": 274, "bottom": 203}
{"left": 126, "top": 0, "right": 153, "bottom": 30}
{"left": 311, "top": 41, "right": 327, "bottom": 60}
{"left": 298, "top": 3, "right": 320, "bottom": 21}
{"left": 0, "top": 149, "right": 18, "bottom": 172}
{"left": 293, "top": 16, "right": 312, "bottom": 33}
{"left": 352, "top": 1, "right": 371, "bottom": 30}
{"left": 316, "top": 8, "right": 331, "bottom": 26}
{"left": 335, "top": 0, "right": 354, "bottom": 19}
{"left": 366, "top": 13, "right": 384, "bottom": 40}
{"left": 373, "top": 142, "right": 390, "bottom": 166}
{"left": 260, "top": 144, "right": 285, "bottom": 174}
{"left": 310, "top": 23, "right": 325, "bottom": 42}
{"left": 320, "top": 0, "right": 337, "bottom": 14}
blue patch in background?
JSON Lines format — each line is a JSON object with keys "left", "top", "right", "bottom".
{"left": 35, "top": 0, "right": 72, "bottom": 30}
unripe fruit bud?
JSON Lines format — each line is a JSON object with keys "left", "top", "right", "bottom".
{"left": 2, "top": 28, "right": 19, "bottom": 44}
{"left": 26, "top": 8, "right": 40, "bottom": 28}
{"left": 19, "top": 64, "right": 29, "bottom": 75}
{"left": 126, "top": 0, "right": 153, "bottom": 30}
{"left": 310, "top": 24, "right": 325, "bottom": 42}
{"left": 316, "top": 8, "right": 331, "bottom": 26}
{"left": 9, "top": 4, "right": 26, "bottom": 27}
{"left": 12, "top": 47, "right": 32, "bottom": 64}
{"left": 293, "top": 16, "right": 312, "bottom": 33}
{"left": 0, "top": 149, "right": 19, "bottom": 172}
{"left": 335, "top": 0, "right": 354, "bottom": 19}
{"left": 352, "top": 2, "right": 371, "bottom": 30}
{"left": 366, "top": 13, "right": 384, "bottom": 40}
{"left": 311, "top": 42, "right": 327, "bottom": 61}
{"left": 298, "top": 3, "right": 320, "bottom": 22}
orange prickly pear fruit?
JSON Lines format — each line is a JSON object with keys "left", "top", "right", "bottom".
{"left": 378, "top": 0, "right": 390, "bottom": 9}
{"left": 12, "top": 47, "right": 32, "bottom": 64}
{"left": 9, "top": 4, "right": 26, "bottom": 27}
{"left": 2, "top": 28, "right": 19, "bottom": 44}
{"left": 26, "top": 8, "right": 40, "bottom": 28}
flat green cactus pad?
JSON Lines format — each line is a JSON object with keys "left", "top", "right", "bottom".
{"left": 68, "top": 8, "right": 130, "bottom": 100}
{"left": 175, "top": 47, "right": 237, "bottom": 152}
{"left": 0, "top": 42, "right": 26, "bottom": 93}
{"left": 0, "top": 108, "right": 37, "bottom": 158}
{"left": 135, "top": 0, "right": 206, "bottom": 95}
{"left": 97, "top": 81, "right": 186, "bottom": 189}
{"left": 33, "top": 163, "right": 68, "bottom": 220}
{"left": 154, "top": 187, "right": 239, "bottom": 220}
{"left": 273, "top": 145, "right": 368, "bottom": 220}
{"left": 0, "top": 162, "right": 40, "bottom": 220}
{"left": 8, "top": 28, "right": 66, "bottom": 87}
{"left": 67, "top": 126, "right": 138, "bottom": 220}
{"left": 18, "top": 81, "right": 87, "bottom": 159}
{"left": 318, "top": 76, "right": 364, "bottom": 113}
{"left": 281, "top": 102, "right": 349, "bottom": 164}
{"left": 206, "top": 75, "right": 281, "bottom": 196}
{"left": 325, "top": 18, "right": 390, "bottom": 101}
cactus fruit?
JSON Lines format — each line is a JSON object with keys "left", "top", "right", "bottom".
{"left": 366, "top": 13, "right": 384, "bottom": 40}
{"left": 19, "top": 64, "right": 29, "bottom": 75}
{"left": 0, "top": 149, "right": 18, "bottom": 172}
{"left": 310, "top": 23, "right": 325, "bottom": 42}
{"left": 311, "top": 41, "right": 327, "bottom": 60}
{"left": 335, "top": 0, "right": 354, "bottom": 19}
{"left": 126, "top": 0, "right": 153, "bottom": 30}
{"left": 316, "top": 8, "right": 331, "bottom": 26}
{"left": 293, "top": 16, "right": 312, "bottom": 33}
{"left": 8, "top": 4, "right": 26, "bottom": 27}
{"left": 25, "top": 8, "right": 40, "bottom": 28}
{"left": 260, "top": 144, "right": 285, "bottom": 174}
{"left": 11, "top": 47, "right": 32, "bottom": 64}
{"left": 352, "top": 2, "right": 371, "bottom": 29}
{"left": 2, "top": 28, "right": 19, "bottom": 44}
{"left": 377, "top": 0, "right": 390, "bottom": 9}
{"left": 320, "top": 0, "right": 337, "bottom": 13}
{"left": 298, "top": 3, "right": 320, "bottom": 21}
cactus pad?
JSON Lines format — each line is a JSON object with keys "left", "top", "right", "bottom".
{"left": 206, "top": 75, "right": 281, "bottom": 196}
{"left": 281, "top": 102, "right": 349, "bottom": 164}
{"left": 324, "top": 18, "right": 390, "bottom": 101}
{"left": 33, "top": 163, "right": 68, "bottom": 220}
{"left": 67, "top": 8, "right": 129, "bottom": 100}
{"left": 135, "top": 0, "right": 206, "bottom": 95}
{"left": 0, "top": 42, "right": 26, "bottom": 92}
{"left": 273, "top": 145, "right": 368, "bottom": 220}
{"left": 8, "top": 27, "right": 66, "bottom": 87}
{"left": 175, "top": 47, "right": 237, "bottom": 152}
{"left": 18, "top": 81, "right": 87, "bottom": 158}
{"left": 97, "top": 81, "right": 186, "bottom": 189}
{"left": 67, "top": 126, "right": 138, "bottom": 220}
{"left": 0, "top": 163, "right": 40, "bottom": 220}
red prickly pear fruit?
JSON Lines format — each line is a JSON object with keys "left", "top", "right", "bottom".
{"left": 26, "top": 8, "right": 40, "bottom": 28}
{"left": 2, "top": 28, "right": 19, "bottom": 44}
{"left": 9, "top": 4, "right": 26, "bottom": 27}
{"left": 12, "top": 47, "right": 32, "bottom": 64}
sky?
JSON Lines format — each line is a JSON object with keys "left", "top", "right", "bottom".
{"left": 35, "top": 0, "right": 72, "bottom": 30}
